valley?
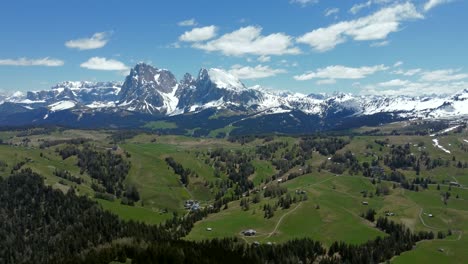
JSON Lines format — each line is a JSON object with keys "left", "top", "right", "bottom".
{"left": 0, "top": 120, "right": 467, "bottom": 263}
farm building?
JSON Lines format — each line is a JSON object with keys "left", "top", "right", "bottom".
{"left": 185, "top": 200, "right": 200, "bottom": 211}
{"left": 243, "top": 229, "right": 257, "bottom": 236}
{"left": 362, "top": 201, "right": 369, "bottom": 205}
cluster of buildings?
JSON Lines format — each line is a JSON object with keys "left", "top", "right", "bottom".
{"left": 184, "top": 200, "right": 200, "bottom": 211}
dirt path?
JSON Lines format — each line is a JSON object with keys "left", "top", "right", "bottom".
{"left": 418, "top": 208, "right": 439, "bottom": 230}
{"left": 444, "top": 230, "right": 464, "bottom": 242}
{"left": 267, "top": 202, "right": 302, "bottom": 238}
{"left": 310, "top": 174, "right": 341, "bottom": 186}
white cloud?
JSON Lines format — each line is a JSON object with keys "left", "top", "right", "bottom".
{"left": 362, "top": 81, "right": 468, "bottom": 96}
{"left": 257, "top": 55, "right": 271, "bottom": 62}
{"left": 420, "top": 69, "right": 468, "bottom": 82}
{"left": 324, "top": 8, "right": 339, "bottom": 17}
{"left": 228, "top": 64, "right": 286, "bottom": 79}
{"left": 392, "top": 68, "right": 422, "bottom": 76}
{"left": 290, "top": 0, "right": 319, "bottom": 6}
{"left": 370, "top": 40, "right": 389, "bottom": 47}
{"left": 167, "top": 42, "right": 181, "bottom": 49}
{"left": 179, "top": 26, "right": 218, "bottom": 42}
{"left": 424, "top": 0, "right": 451, "bottom": 12}
{"left": 316, "top": 79, "right": 336, "bottom": 85}
{"left": 350, "top": 1, "right": 373, "bottom": 14}
{"left": 297, "top": 2, "right": 423, "bottom": 52}
{"left": 178, "top": 18, "right": 197, "bottom": 27}
{"left": 393, "top": 61, "right": 403, "bottom": 67}
{"left": 193, "top": 26, "right": 300, "bottom": 56}
{"left": 350, "top": 0, "right": 393, "bottom": 14}
{"left": 65, "top": 32, "right": 110, "bottom": 50}
{"left": 0, "top": 57, "right": 64, "bottom": 66}
{"left": 378, "top": 79, "right": 410, "bottom": 87}
{"left": 294, "top": 64, "right": 388, "bottom": 81}
{"left": 80, "top": 57, "right": 129, "bottom": 71}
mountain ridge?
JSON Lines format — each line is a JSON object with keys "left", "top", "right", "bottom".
{"left": 1, "top": 63, "right": 467, "bottom": 132}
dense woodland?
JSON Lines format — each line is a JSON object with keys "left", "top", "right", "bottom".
{"left": 0, "top": 170, "right": 438, "bottom": 263}
{"left": 57, "top": 144, "right": 131, "bottom": 198}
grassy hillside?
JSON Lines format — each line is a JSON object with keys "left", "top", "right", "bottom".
{"left": 0, "top": 120, "right": 467, "bottom": 263}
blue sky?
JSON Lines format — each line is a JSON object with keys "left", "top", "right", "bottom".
{"left": 0, "top": 0, "right": 467, "bottom": 96}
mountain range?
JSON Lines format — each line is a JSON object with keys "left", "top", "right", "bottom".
{"left": 1, "top": 63, "right": 467, "bottom": 135}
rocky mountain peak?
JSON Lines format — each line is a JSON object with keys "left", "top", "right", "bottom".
{"left": 181, "top": 73, "right": 196, "bottom": 87}
{"left": 117, "top": 64, "right": 179, "bottom": 114}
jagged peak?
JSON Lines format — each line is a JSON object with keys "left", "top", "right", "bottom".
{"left": 182, "top": 73, "right": 195, "bottom": 83}
{"left": 51, "top": 81, "right": 122, "bottom": 90}
{"left": 197, "top": 68, "right": 209, "bottom": 80}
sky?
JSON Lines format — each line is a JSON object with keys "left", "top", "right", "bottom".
{"left": 0, "top": 0, "right": 467, "bottom": 96}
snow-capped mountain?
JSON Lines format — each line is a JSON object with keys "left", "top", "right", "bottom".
{"left": 8, "top": 81, "right": 122, "bottom": 110}
{"left": 118, "top": 63, "right": 179, "bottom": 115}
{"left": 1, "top": 63, "right": 467, "bottom": 130}
{"left": 175, "top": 68, "right": 262, "bottom": 113}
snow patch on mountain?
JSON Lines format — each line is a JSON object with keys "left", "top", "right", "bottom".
{"left": 432, "top": 138, "right": 451, "bottom": 154}
{"left": 49, "top": 100, "right": 76, "bottom": 111}
{"left": 207, "top": 68, "right": 246, "bottom": 91}
{"left": 86, "top": 101, "right": 117, "bottom": 108}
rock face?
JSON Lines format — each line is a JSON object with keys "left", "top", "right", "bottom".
{"left": 24, "top": 81, "right": 121, "bottom": 106}
{"left": 175, "top": 68, "right": 262, "bottom": 113}
{"left": 118, "top": 63, "right": 179, "bottom": 114}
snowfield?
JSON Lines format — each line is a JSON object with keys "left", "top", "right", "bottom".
{"left": 49, "top": 101, "right": 76, "bottom": 111}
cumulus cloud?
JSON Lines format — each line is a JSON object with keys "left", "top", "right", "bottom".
{"left": 420, "top": 69, "right": 468, "bottom": 82}
{"left": 65, "top": 32, "right": 110, "bottom": 50}
{"left": 0, "top": 57, "right": 64, "bottom": 66}
{"left": 362, "top": 67, "right": 468, "bottom": 95}
{"left": 297, "top": 2, "right": 423, "bottom": 52}
{"left": 294, "top": 64, "right": 388, "bottom": 81}
{"left": 324, "top": 8, "right": 339, "bottom": 17}
{"left": 424, "top": 0, "right": 451, "bottom": 12}
{"left": 80, "top": 57, "right": 129, "bottom": 71}
{"left": 178, "top": 18, "right": 197, "bottom": 27}
{"left": 228, "top": 64, "right": 286, "bottom": 79}
{"left": 179, "top": 26, "right": 218, "bottom": 42}
{"left": 193, "top": 26, "right": 300, "bottom": 56}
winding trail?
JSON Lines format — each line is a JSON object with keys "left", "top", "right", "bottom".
{"left": 418, "top": 208, "right": 464, "bottom": 241}
{"left": 418, "top": 208, "right": 439, "bottom": 230}
{"left": 267, "top": 202, "right": 302, "bottom": 238}
{"left": 265, "top": 175, "right": 339, "bottom": 239}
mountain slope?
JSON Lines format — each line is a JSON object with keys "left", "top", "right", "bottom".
{"left": 0, "top": 63, "right": 467, "bottom": 132}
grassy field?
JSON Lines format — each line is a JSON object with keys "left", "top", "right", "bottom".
{"left": 187, "top": 174, "right": 387, "bottom": 245}
{"left": 0, "top": 122, "right": 467, "bottom": 262}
